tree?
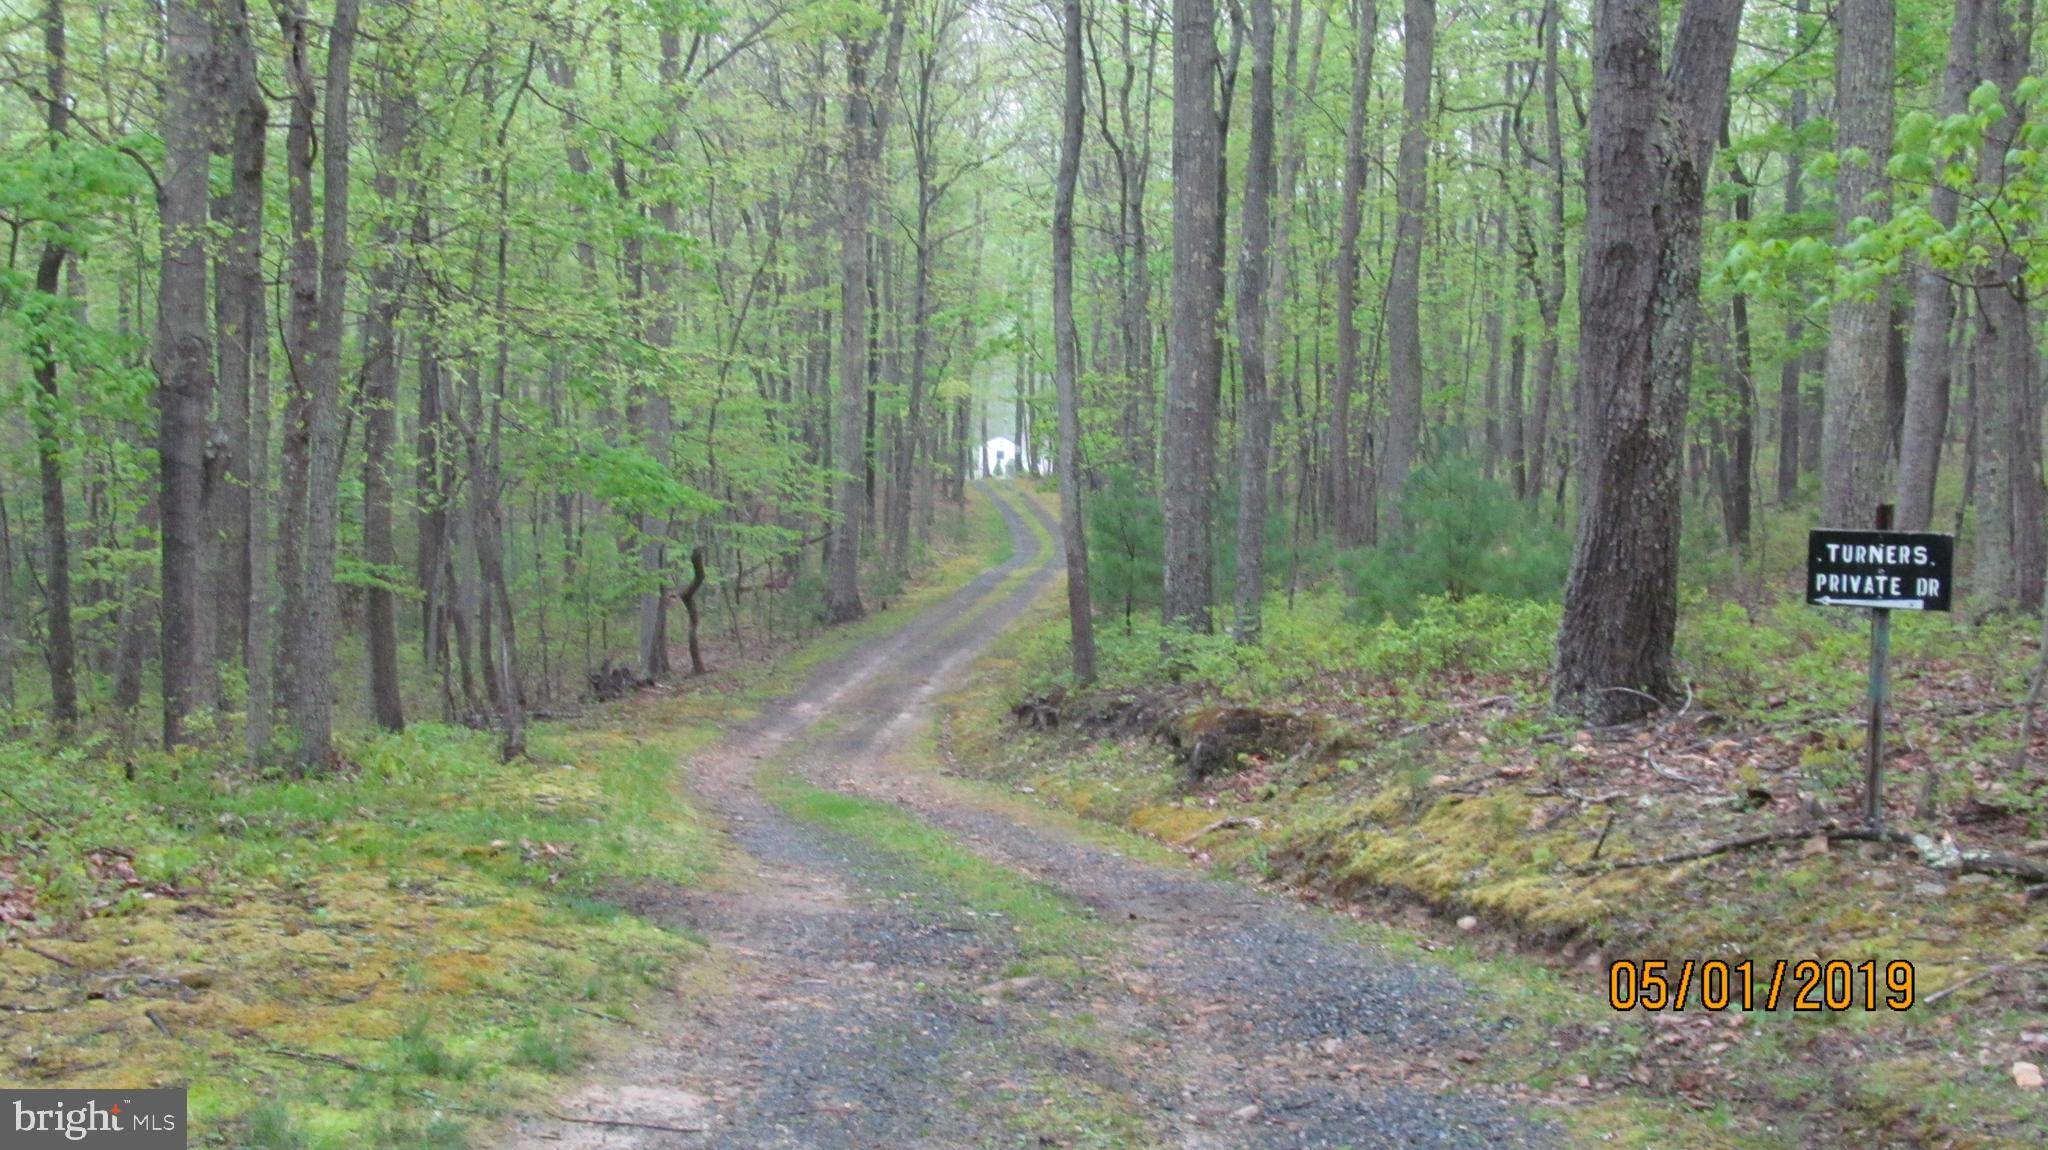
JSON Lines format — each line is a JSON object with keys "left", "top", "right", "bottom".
{"left": 826, "top": 0, "right": 909, "bottom": 625}
{"left": 361, "top": 70, "right": 408, "bottom": 733}
{"left": 1525, "top": 0, "right": 1568, "bottom": 506}
{"left": 27, "top": 0, "right": 78, "bottom": 733}
{"left": 1774, "top": 2, "right": 1811, "bottom": 509}
{"left": 1895, "top": 0, "right": 1983, "bottom": 531}
{"left": 1381, "top": 0, "right": 1432, "bottom": 535}
{"left": 1329, "top": 0, "right": 1376, "bottom": 545}
{"left": 1161, "top": 0, "right": 1225, "bottom": 630}
{"left": 1968, "top": 0, "right": 2042, "bottom": 614}
{"left": 1054, "top": 0, "right": 1097, "bottom": 684}
{"left": 1231, "top": 0, "right": 1276, "bottom": 642}
{"left": 210, "top": 0, "right": 271, "bottom": 758}
{"left": 1553, "top": 0, "right": 1745, "bottom": 724}
{"left": 277, "top": 0, "right": 360, "bottom": 771}
{"left": 157, "top": 0, "right": 216, "bottom": 749}
{"left": 1818, "top": 0, "right": 1896, "bottom": 528}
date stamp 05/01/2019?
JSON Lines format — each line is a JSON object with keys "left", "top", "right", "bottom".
{"left": 1607, "top": 958, "right": 1918, "bottom": 1012}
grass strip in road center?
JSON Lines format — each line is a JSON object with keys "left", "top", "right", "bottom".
{"left": 762, "top": 772, "right": 1114, "bottom": 977}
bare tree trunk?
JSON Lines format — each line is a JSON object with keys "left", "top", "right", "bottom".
{"left": 1481, "top": 87, "right": 1509, "bottom": 484}
{"left": 1329, "top": 0, "right": 1376, "bottom": 545}
{"left": 1819, "top": 0, "right": 1896, "bottom": 528}
{"left": 1775, "top": 22, "right": 1809, "bottom": 508}
{"left": 1967, "top": 0, "right": 2034, "bottom": 615}
{"left": 1054, "top": 0, "right": 1097, "bottom": 682}
{"left": 1553, "top": 0, "right": 1744, "bottom": 724}
{"left": 1719, "top": 134, "right": 1757, "bottom": 547}
{"left": 1232, "top": 0, "right": 1276, "bottom": 643}
{"left": 208, "top": 0, "right": 259, "bottom": 676}
{"left": 1990, "top": 2, "right": 2043, "bottom": 612}
{"left": 825, "top": 1, "right": 908, "bottom": 624}
{"left": 29, "top": 0, "right": 78, "bottom": 733}
{"left": 1381, "top": 0, "right": 1433, "bottom": 533}
{"left": 1527, "top": 0, "right": 1567, "bottom": 506}
{"left": 0, "top": 481, "right": 14, "bottom": 710}
{"left": 362, "top": 75, "right": 407, "bottom": 732}
{"left": 279, "top": 0, "right": 358, "bottom": 772}
{"left": 1896, "top": 0, "right": 1982, "bottom": 530}
{"left": 158, "top": 0, "right": 216, "bottom": 748}
{"left": 891, "top": 37, "right": 938, "bottom": 581}
{"left": 245, "top": 270, "right": 275, "bottom": 762}
{"left": 1126, "top": 18, "right": 1161, "bottom": 478}
{"left": 680, "top": 546, "right": 707, "bottom": 675}
{"left": 1163, "top": 0, "right": 1225, "bottom": 630}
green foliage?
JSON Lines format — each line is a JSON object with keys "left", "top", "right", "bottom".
{"left": 1084, "top": 466, "right": 1163, "bottom": 631}
{"left": 1339, "top": 457, "right": 1568, "bottom": 623}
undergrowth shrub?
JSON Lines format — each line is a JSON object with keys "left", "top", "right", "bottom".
{"left": 1339, "top": 456, "right": 1568, "bottom": 622}
{"left": 1085, "top": 465, "right": 1164, "bottom": 631}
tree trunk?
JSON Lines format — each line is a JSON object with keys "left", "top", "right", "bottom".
{"left": 1896, "top": 0, "right": 1982, "bottom": 530}
{"left": 210, "top": 0, "right": 266, "bottom": 728}
{"left": 1330, "top": 0, "right": 1377, "bottom": 545}
{"left": 279, "top": 0, "right": 358, "bottom": 772}
{"left": 1819, "top": 0, "right": 1896, "bottom": 528}
{"left": 1163, "top": 0, "right": 1226, "bottom": 630}
{"left": 1553, "top": 0, "right": 1745, "bottom": 724}
{"left": 29, "top": 0, "right": 78, "bottom": 733}
{"left": 362, "top": 77, "right": 407, "bottom": 733}
{"left": 1231, "top": 0, "right": 1276, "bottom": 643}
{"left": 825, "top": 2, "right": 909, "bottom": 624}
{"left": 1528, "top": 0, "right": 1568, "bottom": 506}
{"left": 680, "top": 546, "right": 708, "bottom": 676}
{"left": 158, "top": 0, "right": 216, "bottom": 748}
{"left": 1775, "top": 23, "right": 1809, "bottom": 508}
{"left": 1381, "top": 0, "right": 1433, "bottom": 533}
{"left": 1983, "top": 0, "right": 2043, "bottom": 612}
{"left": 1054, "top": 0, "right": 1097, "bottom": 683}
{"left": 1719, "top": 134, "right": 1757, "bottom": 547}
{"left": 0, "top": 480, "right": 14, "bottom": 711}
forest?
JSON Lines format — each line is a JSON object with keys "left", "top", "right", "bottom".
{"left": 2, "top": 0, "right": 2047, "bottom": 1145}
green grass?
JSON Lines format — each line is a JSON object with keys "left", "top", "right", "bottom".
{"left": 764, "top": 772, "right": 1112, "bottom": 971}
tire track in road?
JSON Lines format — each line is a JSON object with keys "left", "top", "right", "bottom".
{"left": 506, "top": 483, "right": 1552, "bottom": 1149}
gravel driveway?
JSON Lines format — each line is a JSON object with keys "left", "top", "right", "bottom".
{"left": 502, "top": 485, "right": 1555, "bottom": 1150}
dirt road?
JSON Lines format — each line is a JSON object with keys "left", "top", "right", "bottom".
{"left": 506, "top": 485, "right": 1553, "bottom": 1149}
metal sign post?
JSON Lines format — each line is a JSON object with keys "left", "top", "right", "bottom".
{"left": 1806, "top": 506, "right": 1955, "bottom": 833}
{"left": 1863, "top": 508, "right": 1894, "bottom": 832}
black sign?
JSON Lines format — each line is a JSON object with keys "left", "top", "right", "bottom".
{"left": 1807, "top": 529, "right": 1954, "bottom": 612}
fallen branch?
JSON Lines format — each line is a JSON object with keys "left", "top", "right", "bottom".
{"left": 18, "top": 942, "right": 76, "bottom": 968}
{"left": 1580, "top": 823, "right": 2048, "bottom": 883}
{"left": 547, "top": 1113, "right": 708, "bottom": 1135}
{"left": 1181, "top": 816, "right": 1263, "bottom": 843}
{"left": 1828, "top": 828, "right": 2048, "bottom": 884}
{"left": 0, "top": 783, "right": 60, "bottom": 831}
{"left": 1641, "top": 752, "right": 1705, "bottom": 788}
{"left": 1920, "top": 963, "right": 2014, "bottom": 1008}
{"left": 1587, "top": 810, "right": 1619, "bottom": 864}
{"left": 1582, "top": 829, "right": 1812, "bottom": 872}
{"left": 258, "top": 1046, "right": 372, "bottom": 1073}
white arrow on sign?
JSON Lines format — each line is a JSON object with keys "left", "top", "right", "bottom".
{"left": 1815, "top": 596, "right": 1924, "bottom": 610}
